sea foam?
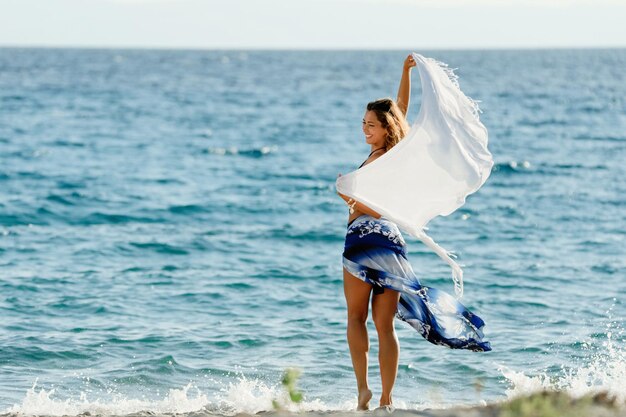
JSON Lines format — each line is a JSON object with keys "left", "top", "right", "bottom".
{"left": 501, "top": 316, "right": 626, "bottom": 404}
{"left": 4, "top": 376, "right": 353, "bottom": 417}
{"left": 4, "top": 381, "right": 208, "bottom": 416}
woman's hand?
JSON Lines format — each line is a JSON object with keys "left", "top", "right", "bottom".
{"left": 403, "top": 54, "right": 416, "bottom": 72}
{"left": 337, "top": 174, "right": 347, "bottom": 200}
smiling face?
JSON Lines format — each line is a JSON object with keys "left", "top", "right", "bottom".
{"left": 362, "top": 110, "right": 387, "bottom": 148}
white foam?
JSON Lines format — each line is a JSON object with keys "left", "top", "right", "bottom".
{"left": 4, "top": 380, "right": 209, "bottom": 416}
{"left": 214, "top": 376, "right": 352, "bottom": 415}
{"left": 214, "top": 378, "right": 437, "bottom": 414}
{"left": 4, "top": 375, "right": 351, "bottom": 417}
{"left": 500, "top": 316, "right": 626, "bottom": 404}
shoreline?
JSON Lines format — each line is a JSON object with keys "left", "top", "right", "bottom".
{"left": 1, "top": 390, "right": 625, "bottom": 417}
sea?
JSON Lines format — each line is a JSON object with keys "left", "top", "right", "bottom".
{"left": 0, "top": 47, "right": 624, "bottom": 415}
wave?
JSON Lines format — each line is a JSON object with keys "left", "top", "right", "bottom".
{"left": 203, "top": 146, "right": 276, "bottom": 157}
{"left": 4, "top": 374, "right": 623, "bottom": 417}
{"left": 48, "top": 140, "right": 86, "bottom": 148}
{"left": 2, "top": 377, "right": 348, "bottom": 417}
{"left": 492, "top": 160, "right": 532, "bottom": 174}
{"left": 45, "top": 192, "right": 90, "bottom": 206}
{"left": 0, "top": 210, "right": 169, "bottom": 227}
{"left": 573, "top": 134, "right": 626, "bottom": 142}
{"left": 518, "top": 117, "right": 569, "bottom": 127}
{"left": 500, "top": 314, "right": 626, "bottom": 404}
{"left": 492, "top": 160, "right": 611, "bottom": 176}
{"left": 167, "top": 204, "right": 210, "bottom": 215}
{"left": 128, "top": 241, "right": 189, "bottom": 255}
{"left": 80, "top": 212, "right": 165, "bottom": 225}
{"left": 2, "top": 381, "right": 209, "bottom": 416}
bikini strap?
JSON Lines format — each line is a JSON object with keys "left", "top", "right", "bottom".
{"left": 358, "top": 146, "right": 386, "bottom": 168}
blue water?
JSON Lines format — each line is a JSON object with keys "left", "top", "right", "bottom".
{"left": 0, "top": 48, "right": 625, "bottom": 415}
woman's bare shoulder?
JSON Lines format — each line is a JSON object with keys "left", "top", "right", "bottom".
{"left": 361, "top": 150, "right": 386, "bottom": 167}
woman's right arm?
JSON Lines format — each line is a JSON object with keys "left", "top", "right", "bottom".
{"left": 396, "top": 54, "right": 416, "bottom": 117}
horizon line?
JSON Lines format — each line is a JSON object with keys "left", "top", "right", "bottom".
{"left": 1, "top": 44, "right": 626, "bottom": 52}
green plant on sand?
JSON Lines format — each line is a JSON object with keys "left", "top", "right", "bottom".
{"left": 272, "top": 368, "right": 303, "bottom": 410}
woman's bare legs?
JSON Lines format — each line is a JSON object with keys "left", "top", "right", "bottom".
{"left": 343, "top": 267, "right": 373, "bottom": 410}
{"left": 372, "top": 288, "right": 401, "bottom": 407}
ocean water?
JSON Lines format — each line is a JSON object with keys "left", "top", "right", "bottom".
{"left": 0, "top": 48, "right": 625, "bottom": 415}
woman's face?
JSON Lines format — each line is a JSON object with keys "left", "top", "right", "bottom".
{"left": 362, "top": 110, "right": 387, "bottom": 147}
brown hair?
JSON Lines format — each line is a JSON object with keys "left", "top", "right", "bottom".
{"left": 366, "top": 98, "right": 410, "bottom": 151}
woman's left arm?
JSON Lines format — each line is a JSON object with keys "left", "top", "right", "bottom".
{"left": 337, "top": 169, "right": 382, "bottom": 219}
{"left": 396, "top": 54, "right": 416, "bottom": 117}
{"left": 337, "top": 191, "right": 382, "bottom": 219}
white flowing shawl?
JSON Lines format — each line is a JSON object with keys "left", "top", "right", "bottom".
{"left": 336, "top": 53, "right": 493, "bottom": 299}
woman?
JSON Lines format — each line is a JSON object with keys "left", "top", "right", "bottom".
{"left": 337, "top": 54, "right": 416, "bottom": 411}
{"left": 337, "top": 54, "right": 490, "bottom": 410}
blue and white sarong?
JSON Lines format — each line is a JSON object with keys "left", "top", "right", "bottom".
{"left": 343, "top": 215, "right": 491, "bottom": 352}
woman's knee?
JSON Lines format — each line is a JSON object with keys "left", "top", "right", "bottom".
{"left": 373, "top": 313, "right": 395, "bottom": 334}
{"left": 347, "top": 309, "right": 368, "bottom": 325}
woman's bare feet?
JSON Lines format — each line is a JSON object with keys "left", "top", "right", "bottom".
{"left": 357, "top": 388, "right": 373, "bottom": 411}
{"left": 379, "top": 393, "right": 392, "bottom": 408}
{"left": 375, "top": 404, "right": 395, "bottom": 413}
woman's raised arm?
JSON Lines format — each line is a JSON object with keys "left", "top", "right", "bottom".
{"left": 396, "top": 54, "right": 416, "bottom": 118}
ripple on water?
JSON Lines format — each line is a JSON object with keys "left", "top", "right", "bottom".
{"left": 167, "top": 204, "right": 209, "bottom": 215}
{"left": 492, "top": 160, "right": 533, "bottom": 174}
{"left": 203, "top": 146, "right": 275, "bottom": 157}
{"left": 1, "top": 346, "right": 93, "bottom": 365}
{"left": 80, "top": 212, "right": 165, "bottom": 225}
{"left": 128, "top": 242, "right": 189, "bottom": 255}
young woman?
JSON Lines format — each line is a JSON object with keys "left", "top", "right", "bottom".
{"left": 336, "top": 54, "right": 416, "bottom": 410}
{"left": 337, "top": 52, "right": 491, "bottom": 411}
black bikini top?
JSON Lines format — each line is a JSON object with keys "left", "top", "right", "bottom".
{"left": 358, "top": 146, "right": 386, "bottom": 168}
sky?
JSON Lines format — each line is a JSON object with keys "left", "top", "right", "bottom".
{"left": 1, "top": 0, "right": 626, "bottom": 50}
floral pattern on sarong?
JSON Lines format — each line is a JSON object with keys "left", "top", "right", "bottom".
{"left": 347, "top": 219, "right": 405, "bottom": 246}
{"left": 343, "top": 215, "right": 491, "bottom": 352}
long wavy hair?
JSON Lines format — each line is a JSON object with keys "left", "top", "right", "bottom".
{"left": 366, "top": 98, "right": 410, "bottom": 151}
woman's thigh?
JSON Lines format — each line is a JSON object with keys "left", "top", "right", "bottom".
{"left": 343, "top": 267, "right": 372, "bottom": 320}
{"left": 372, "top": 289, "right": 400, "bottom": 330}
